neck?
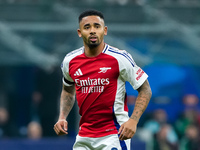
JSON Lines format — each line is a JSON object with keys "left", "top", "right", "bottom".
{"left": 84, "top": 42, "right": 105, "bottom": 57}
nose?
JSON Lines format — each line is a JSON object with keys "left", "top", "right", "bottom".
{"left": 90, "top": 26, "right": 96, "bottom": 34}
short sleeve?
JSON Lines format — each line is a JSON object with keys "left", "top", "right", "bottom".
{"left": 119, "top": 51, "right": 148, "bottom": 90}
{"left": 61, "top": 56, "right": 74, "bottom": 86}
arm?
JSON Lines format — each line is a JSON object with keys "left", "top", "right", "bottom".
{"left": 119, "top": 79, "right": 152, "bottom": 140}
{"left": 130, "top": 79, "right": 152, "bottom": 122}
{"left": 54, "top": 83, "right": 76, "bottom": 135}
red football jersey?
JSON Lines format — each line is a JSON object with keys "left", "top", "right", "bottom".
{"left": 61, "top": 44, "right": 148, "bottom": 137}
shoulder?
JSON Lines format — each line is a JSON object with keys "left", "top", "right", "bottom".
{"left": 105, "top": 45, "right": 135, "bottom": 67}
{"left": 66, "top": 47, "right": 84, "bottom": 58}
{"left": 106, "top": 45, "right": 132, "bottom": 59}
{"left": 63, "top": 47, "right": 84, "bottom": 63}
{"left": 106, "top": 45, "right": 124, "bottom": 54}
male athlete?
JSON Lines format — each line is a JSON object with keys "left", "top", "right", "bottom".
{"left": 54, "top": 9, "right": 152, "bottom": 150}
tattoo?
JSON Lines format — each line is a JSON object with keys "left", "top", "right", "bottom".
{"left": 130, "top": 115, "right": 138, "bottom": 120}
{"left": 59, "top": 84, "right": 76, "bottom": 119}
{"left": 130, "top": 80, "right": 152, "bottom": 122}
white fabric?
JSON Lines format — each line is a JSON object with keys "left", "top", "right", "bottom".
{"left": 73, "top": 134, "right": 131, "bottom": 150}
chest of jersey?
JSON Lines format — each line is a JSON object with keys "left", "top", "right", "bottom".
{"left": 68, "top": 53, "right": 119, "bottom": 114}
{"left": 69, "top": 53, "right": 119, "bottom": 90}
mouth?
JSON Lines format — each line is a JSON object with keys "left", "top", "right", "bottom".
{"left": 89, "top": 36, "right": 98, "bottom": 42}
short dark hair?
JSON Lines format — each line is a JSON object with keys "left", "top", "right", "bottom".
{"left": 78, "top": 9, "right": 104, "bottom": 23}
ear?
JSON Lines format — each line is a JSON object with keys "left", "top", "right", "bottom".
{"left": 104, "top": 26, "right": 108, "bottom": 35}
{"left": 77, "top": 29, "right": 82, "bottom": 37}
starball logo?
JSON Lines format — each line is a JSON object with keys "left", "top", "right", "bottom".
{"left": 75, "top": 77, "right": 110, "bottom": 93}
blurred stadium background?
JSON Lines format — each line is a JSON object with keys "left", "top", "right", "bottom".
{"left": 0, "top": 0, "right": 200, "bottom": 150}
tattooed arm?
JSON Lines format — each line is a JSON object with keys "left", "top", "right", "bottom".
{"left": 54, "top": 84, "right": 76, "bottom": 135}
{"left": 130, "top": 79, "right": 152, "bottom": 122}
{"left": 119, "top": 79, "right": 152, "bottom": 140}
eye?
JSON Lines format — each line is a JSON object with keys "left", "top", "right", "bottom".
{"left": 95, "top": 25, "right": 100, "bottom": 28}
{"left": 84, "top": 26, "right": 90, "bottom": 29}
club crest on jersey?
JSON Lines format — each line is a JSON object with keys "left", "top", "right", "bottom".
{"left": 74, "top": 68, "right": 83, "bottom": 76}
{"left": 98, "top": 67, "right": 111, "bottom": 73}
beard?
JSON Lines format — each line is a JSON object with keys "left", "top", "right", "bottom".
{"left": 87, "top": 38, "right": 101, "bottom": 48}
{"left": 82, "top": 34, "right": 103, "bottom": 49}
{"left": 88, "top": 42, "right": 100, "bottom": 48}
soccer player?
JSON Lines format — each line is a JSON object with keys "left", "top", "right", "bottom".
{"left": 54, "top": 9, "right": 152, "bottom": 150}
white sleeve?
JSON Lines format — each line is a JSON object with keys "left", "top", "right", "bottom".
{"left": 119, "top": 51, "right": 148, "bottom": 90}
{"left": 61, "top": 56, "right": 74, "bottom": 86}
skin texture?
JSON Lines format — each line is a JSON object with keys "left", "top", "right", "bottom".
{"left": 54, "top": 84, "right": 75, "bottom": 135}
{"left": 54, "top": 15, "right": 152, "bottom": 141}
{"left": 118, "top": 80, "right": 152, "bottom": 140}
{"left": 77, "top": 15, "right": 107, "bottom": 57}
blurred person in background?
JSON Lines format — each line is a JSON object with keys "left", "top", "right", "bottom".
{"left": 174, "top": 94, "right": 200, "bottom": 139}
{"left": 0, "top": 107, "right": 18, "bottom": 138}
{"left": 182, "top": 94, "right": 199, "bottom": 110}
{"left": 53, "top": 9, "right": 152, "bottom": 150}
{"left": 27, "top": 121, "right": 42, "bottom": 140}
{"left": 154, "top": 124, "right": 179, "bottom": 150}
{"left": 30, "top": 91, "right": 42, "bottom": 123}
{"left": 143, "top": 109, "right": 169, "bottom": 134}
{"left": 0, "top": 107, "right": 10, "bottom": 138}
{"left": 174, "top": 109, "right": 199, "bottom": 139}
{"left": 180, "top": 124, "right": 200, "bottom": 150}
{"left": 143, "top": 109, "right": 178, "bottom": 149}
{"left": 26, "top": 92, "right": 43, "bottom": 140}
{"left": 0, "top": 91, "right": 19, "bottom": 138}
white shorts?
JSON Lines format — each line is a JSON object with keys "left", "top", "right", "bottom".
{"left": 73, "top": 134, "right": 131, "bottom": 150}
